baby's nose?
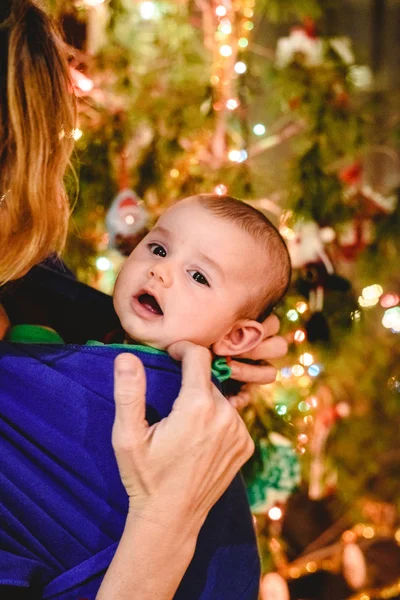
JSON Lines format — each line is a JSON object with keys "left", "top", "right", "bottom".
{"left": 148, "top": 263, "right": 172, "bottom": 287}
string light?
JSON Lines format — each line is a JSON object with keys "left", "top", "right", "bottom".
{"left": 238, "top": 37, "right": 248, "bottom": 48}
{"left": 214, "top": 184, "right": 228, "bottom": 195}
{"left": 226, "top": 98, "right": 240, "bottom": 110}
{"left": 83, "top": 0, "right": 105, "bottom": 5}
{"left": 380, "top": 293, "right": 399, "bottom": 308}
{"left": 268, "top": 506, "right": 283, "bottom": 521}
{"left": 96, "top": 256, "right": 111, "bottom": 271}
{"left": 294, "top": 329, "right": 306, "bottom": 342}
{"left": 72, "top": 128, "right": 83, "bottom": 141}
{"left": 287, "top": 309, "right": 299, "bottom": 321}
{"left": 299, "top": 353, "right": 314, "bottom": 367}
{"left": 220, "top": 44, "right": 233, "bottom": 57}
{"left": 280, "top": 367, "right": 292, "bottom": 378}
{"left": 228, "top": 149, "right": 242, "bottom": 162}
{"left": 309, "top": 364, "right": 322, "bottom": 377}
{"left": 382, "top": 307, "right": 400, "bottom": 332}
{"left": 215, "top": 5, "right": 227, "bottom": 17}
{"left": 139, "top": 1, "right": 157, "bottom": 20}
{"left": 234, "top": 61, "right": 247, "bottom": 74}
{"left": 219, "top": 19, "right": 232, "bottom": 35}
{"left": 296, "top": 301, "right": 308, "bottom": 314}
{"left": 253, "top": 123, "right": 266, "bottom": 135}
{"left": 358, "top": 284, "right": 383, "bottom": 307}
{"left": 292, "top": 364, "right": 305, "bottom": 377}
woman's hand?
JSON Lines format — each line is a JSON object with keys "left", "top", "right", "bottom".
{"left": 98, "top": 342, "right": 255, "bottom": 600}
{"left": 227, "top": 314, "right": 288, "bottom": 410}
{"left": 112, "top": 341, "right": 254, "bottom": 526}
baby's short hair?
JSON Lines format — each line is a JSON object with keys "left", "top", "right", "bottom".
{"left": 195, "top": 194, "right": 292, "bottom": 320}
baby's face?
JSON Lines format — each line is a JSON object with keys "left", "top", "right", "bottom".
{"left": 113, "top": 198, "right": 265, "bottom": 350}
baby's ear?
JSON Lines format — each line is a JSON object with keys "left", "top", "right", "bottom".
{"left": 212, "top": 319, "right": 264, "bottom": 357}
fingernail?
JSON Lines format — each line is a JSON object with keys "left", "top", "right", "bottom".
{"left": 115, "top": 355, "right": 135, "bottom": 373}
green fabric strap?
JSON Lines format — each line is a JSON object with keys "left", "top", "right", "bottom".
{"left": 7, "top": 324, "right": 64, "bottom": 345}
{"left": 6, "top": 325, "right": 232, "bottom": 383}
{"left": 86, "top": 340, "right": 232, "bottom": 383}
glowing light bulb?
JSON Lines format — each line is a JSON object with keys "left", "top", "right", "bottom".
{"left": 139, "top": 1, "right": 156, "bottom": 20}
{"left": 308, "top": 364, "right": 321, "bottom": 377}
{"left": 170, "top": 168, "right": 179, "bottom": 178}
{"left": 84, "top": 0, "right": 105, "bottom": 5}
{"left": 72, "top": 128, "right": 83, "bottom": 140}
{"left": 358, "top": 295, "right": 378, "bottom": 308}
{"left": 275, "top": 404, "right": 287, "bottom": 415}
{"left": 294, "top": 329, "right": 306, "bottom": 343}
{"left": 219, "top": 19, "right": 232, "bottom": 35}
{"left": 268, "top": 506, "right": 283, "bottom": 521}
{"left": 298, "top": 400, "right": 310, "bottom": 412}
{"left": 280, "top": 367, "right": 292, "bottom": 378}
{"left": 287, "top": 309, "right": 299, "bottom": 322}
{"left": 382, "top": 307, "right": 400, "bottom": 332}
{"left": 228, "top": 149, "right": 241, "bottom": 162}
{"left": 214, "top": 184, "right": 228, "bottom": 195}
{"left": 243, "top": 20, "right": 253, "bottom": 31}
{"left": 215, "top": 5, "right": 227, "bottom": 17}
{"left": 253, "top": 123, "right": 266, "bottom": 136}
{"left": 220, "top": 45, "right": 232, "bottom": 57}
{"left": 226, "top": 98, "right": 240, "bottom": 110}
{"left": 380, "top": 293, "right": 399, "bottom": 308}
{"left": 296, "top": 301, "right": 308, "bottom": 314}
{"left": 238, "top": 37, "right": 248, "bottom": 48}
{"left": 234, "top": 61, "right": 247, "bottom": 74}
{"left": 364, "top": 284, "right": 383, "bottom": 299}
{"left": 74, "top": 72, "right": 94, "bottom": 93}
{"left": 96, "top": 257, "right": 111, "bottom": 271}
{"left": 299, "top": 353, "right": 314, "bottom": 367}
{"left": 292, "top": 364, "right": 305, "bottom": 377}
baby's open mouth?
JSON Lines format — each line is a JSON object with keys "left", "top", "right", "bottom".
{"left": 137, "top": 293, "right": 163, "bottom": 316}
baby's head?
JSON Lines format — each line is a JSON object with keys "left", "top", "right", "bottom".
{"left": 113, "top": 194, "right": 291, "bottom": 354}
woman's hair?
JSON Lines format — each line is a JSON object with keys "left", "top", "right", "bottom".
{"left": 0, "top": 0, "right": 76, "bottom": 284}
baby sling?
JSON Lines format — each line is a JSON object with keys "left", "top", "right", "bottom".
{"left": 0, "top": 342, "right": 260, "bottom": 599}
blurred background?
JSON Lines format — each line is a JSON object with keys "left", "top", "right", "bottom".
{"left": 47, "top": 0, "right": 400, "bottom": 597}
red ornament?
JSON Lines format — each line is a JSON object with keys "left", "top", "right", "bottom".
{"left": 303, "top": 17, "right": 317, "bottom": 39}
{"left": 339, "top": 161, "right": 363, "bottom": 186}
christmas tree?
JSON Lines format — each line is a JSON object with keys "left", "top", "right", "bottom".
{"left": 54, "top": 0, "right": 400, "bottom": 597}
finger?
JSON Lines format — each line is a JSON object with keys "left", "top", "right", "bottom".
{"left": 261, "top": 313, "right": 280, "bottom": 338}
{"left": 228, "top": 390, "right": 251, "bottom": 411}
{"left": 114, "top": 353, "right": 147, "bottom": 434}
{"left": 229, "top": 361, "right": 277, "bottom": 385}
{"left": 237, "top": 336, "right": 288, "bottom": 361}
{"left": 170, "top": 341, "right": 212, "bottom": 393}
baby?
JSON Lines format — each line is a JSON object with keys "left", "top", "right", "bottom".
{"left": 113, "top": 194, "right": 291, "bottom": 358}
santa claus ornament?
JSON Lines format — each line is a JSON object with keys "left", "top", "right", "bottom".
{"left": 106, "top": 188, "right": 149, "bottom": 256}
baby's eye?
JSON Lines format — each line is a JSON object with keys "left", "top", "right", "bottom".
{"left": 188, "top": 271, "right": 209, "bottom": 286}
{"left": 148, "top": 243, "right": 167, "bottom": 257}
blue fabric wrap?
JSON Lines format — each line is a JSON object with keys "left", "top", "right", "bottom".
{"left": 0, "top": 343, "right": 260, "bottom": 599}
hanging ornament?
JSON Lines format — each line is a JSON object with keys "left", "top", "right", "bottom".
{"left": 106, "top": 189, "right": 149, "bottom": 256}
{"left": 246, "top": 433, "right": 301, "bottom": 513}
{"left": 275, "top": 26, "right": 323, "bottom": 69}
